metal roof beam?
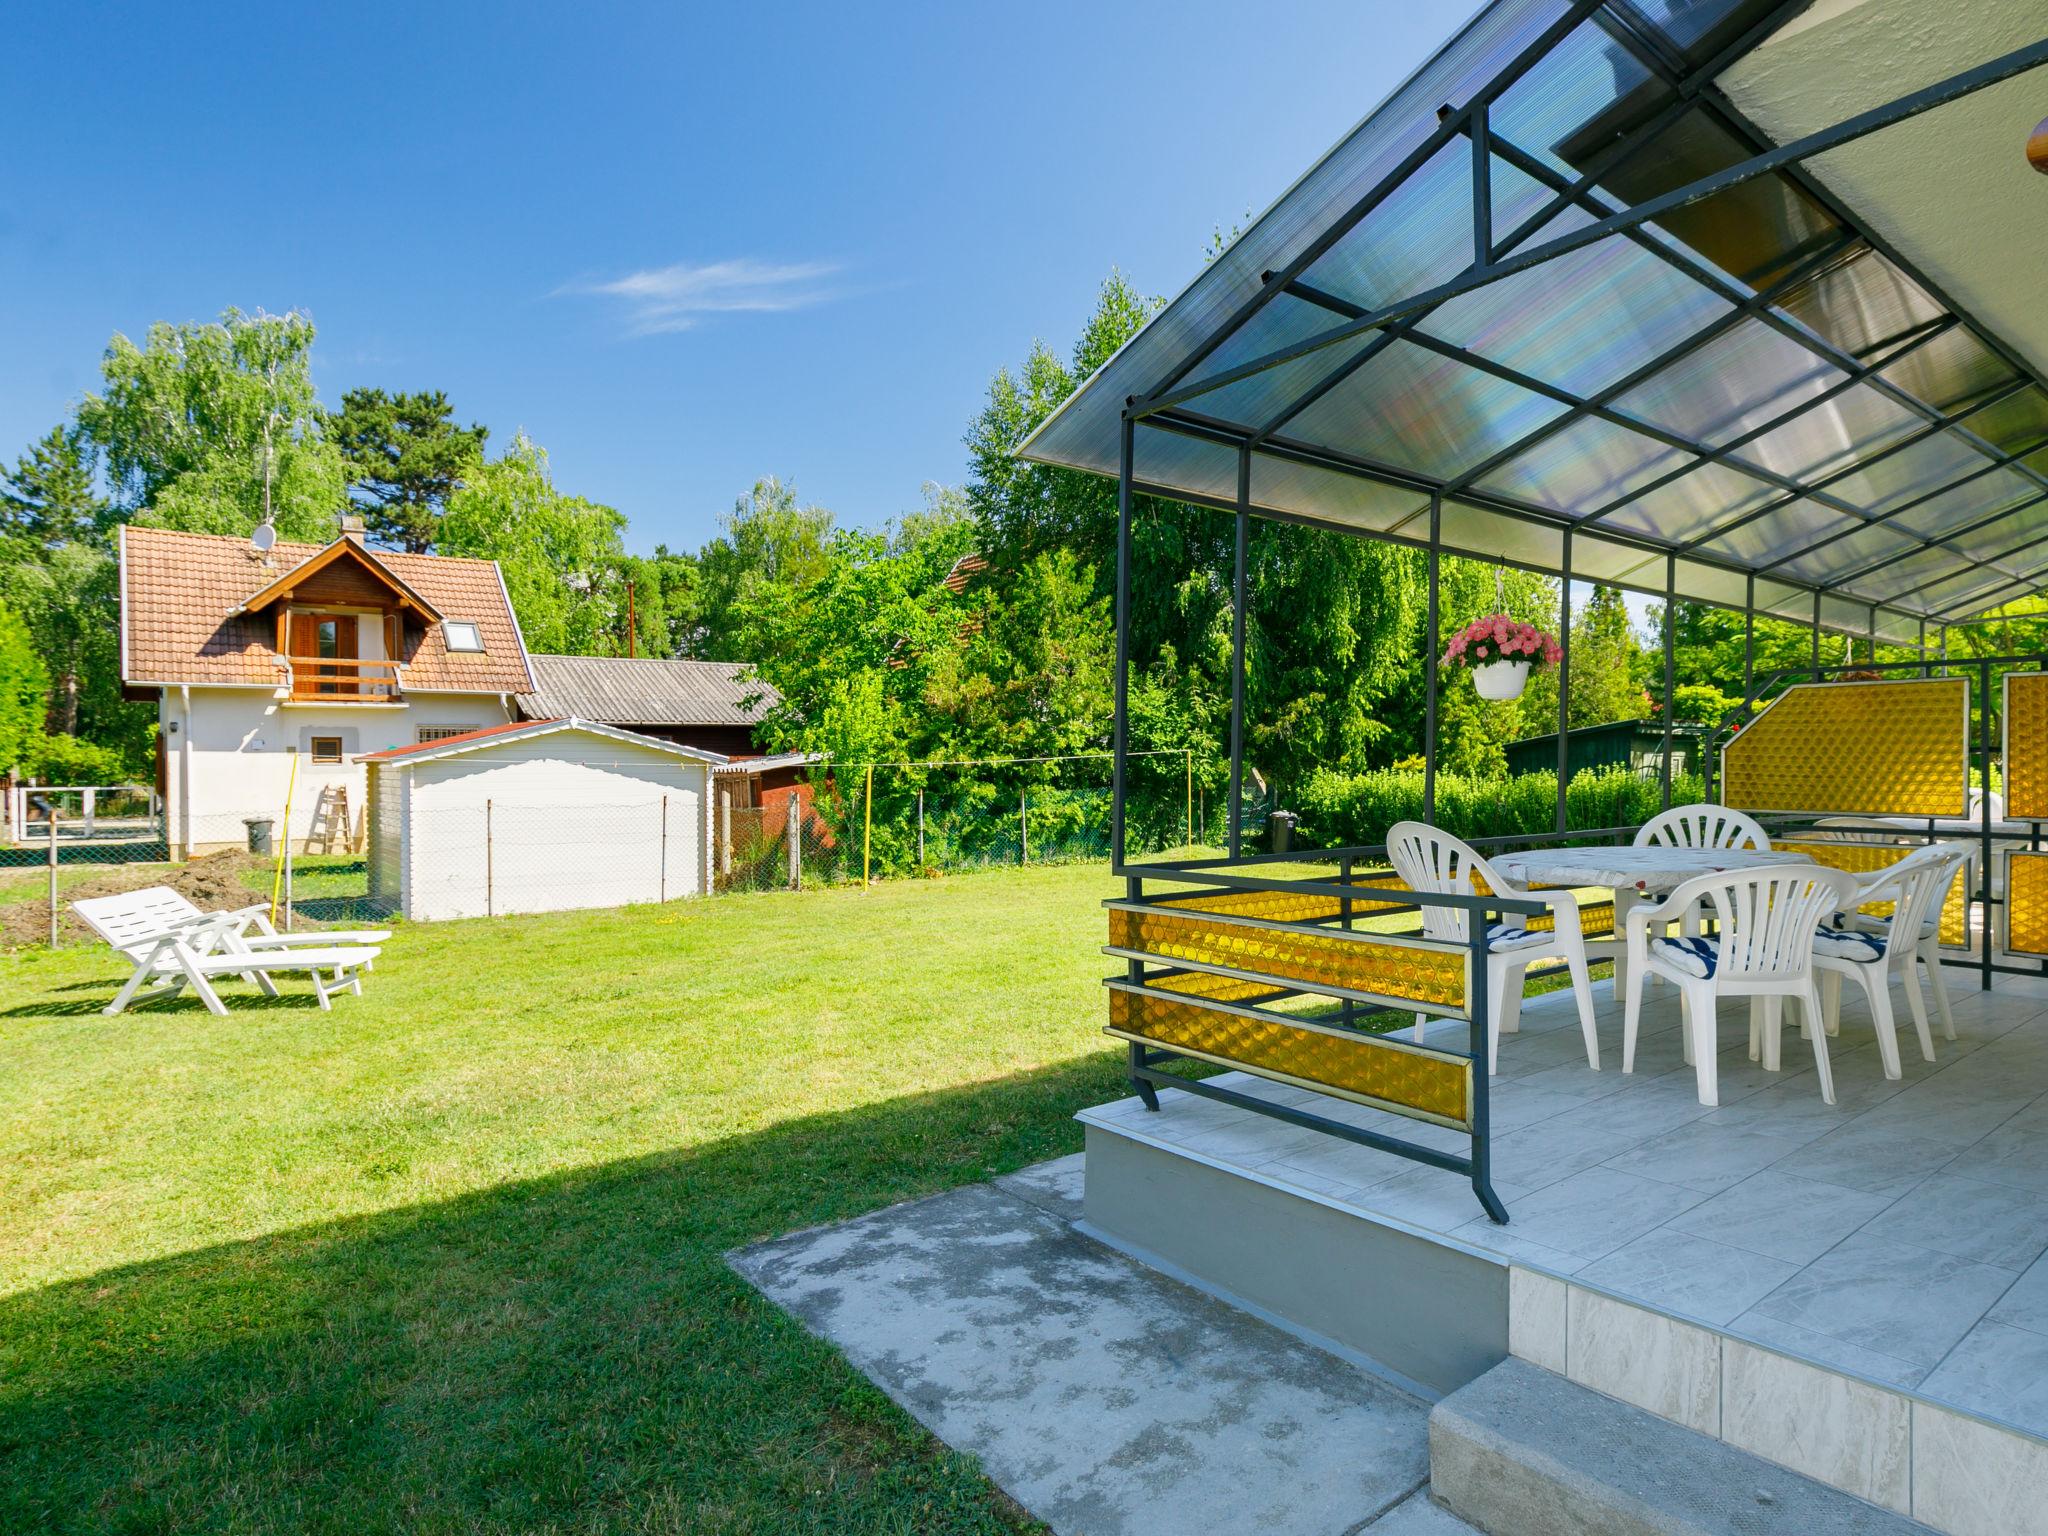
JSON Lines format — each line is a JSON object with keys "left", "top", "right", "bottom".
{"left": 1137, "top": 0, "right": 1609, "bottom": 408}
{"left": 1128, "top": 37, "right": 2048, "bottom": 422}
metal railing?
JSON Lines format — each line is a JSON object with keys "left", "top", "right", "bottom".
{"left": 1109, "top": 840, "right": 1582, "bottom": 1225}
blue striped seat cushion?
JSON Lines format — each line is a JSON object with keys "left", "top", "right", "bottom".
{"left": 1486, "top": 922, "right": 1552, "bottom": 953}
{"left": 1813, "top": 926, "right": 1887, "bottom": 962}
{"left": 1650, "top": 936, "right": 1717, "bottom": 978}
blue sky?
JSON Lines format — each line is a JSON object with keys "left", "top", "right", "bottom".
{"left": 1, "top": 2, "right": 1461, "bottom": 554}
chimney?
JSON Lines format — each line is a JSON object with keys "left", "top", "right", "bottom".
{"left": 339, "top": 512, "right": 366, "bottom": 544}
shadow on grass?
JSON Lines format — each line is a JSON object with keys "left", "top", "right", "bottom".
{"left": 0, "top": 1055, "right": 1129, "bottom": 1536}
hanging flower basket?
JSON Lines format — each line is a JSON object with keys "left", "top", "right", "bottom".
{"left": 1442, "top": 613, "right": 1563, "bottom": 703}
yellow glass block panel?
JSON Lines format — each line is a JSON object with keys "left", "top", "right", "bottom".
{"left": 1723, "top": 679, "right": 1967, "bottom": 817}
{"left": 1108, "top": 904, "right": 1468, "bottom": 1011}
{"left": 1107, "top": 986, "right": 1471, "bottom": 1128}
{"left": 1778, "top": 840, "right": 1969, "bottom": 948}
{"left": 1165, "top": 874, "right": 1412, "bottom": 920}
{"left": 2007, "top": 675, "right": 2048, "bottom": 821}
{"left": 1165, "top": 872, "right": 1610, "bottom": 937}
{"left": 2009, "top": 853, "right": 2048, "bottom": 957}
{"left": 1147, "top": 969, "right": 1289, "bottom": 1005}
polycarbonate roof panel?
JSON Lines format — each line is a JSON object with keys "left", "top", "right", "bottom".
{"left": 1878, "top": 545, "right": 1974, "bottom": 592}
{"left": 1945, "top": 500, "right": 2048, "bottom": 560}
{"left": 1249, "top": 455, "right": 1428, "bottom": 532}
{"left": 1889, "top": 468, "right": 2042, "bottom": 541}
{"left": 1593, "top": 459, "right": 1782, "bottom": 543}
{"left": 1876, "top": 324, "right": 2021, "bottom": 414}
{"left": 1611, "top": 316, "right": 1841, "bottom": 444}
{"left": 1728, "top": 382, "right": 1922, "bottom": 485}
{"left": 1427, "top": 222, "right": 1733, "bottom": 400}
{"left": 1016, "top": 0, "right": 2048, "bottom": 624}
{"left": 1474, "top": 414, "right": 1689, "bottom": 513}
{"left": 1286, "top": 337, "right": 1572, "bottom": 480}
{"left": 1822, "top": 432, "right": 1995, "bottom": 517}
{"left": 1698, "top": 498, "right": 1865, "bottom": 567}
{"left": 1772, "top": 523, "right": 1921, "bottom": 585}
{"left": 1776, "top": 248, "right": 1945, "bottom": 365}
{"left": 1957, "top": 387, "right": 2048, "bottom": 457}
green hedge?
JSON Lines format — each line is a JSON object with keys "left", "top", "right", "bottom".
{"left": 1293, "top": 765, "right": 1706, "bottom": 850}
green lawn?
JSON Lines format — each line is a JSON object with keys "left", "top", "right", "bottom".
{"left": 0, "top": 863, "right": 1132, "bottom": 1535}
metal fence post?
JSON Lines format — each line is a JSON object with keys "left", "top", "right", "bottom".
{"left": 486, "top": 798, "right": 494, "bottom": 918}
{"left": 916, "top": 788, "right": 925, "bottom": 866}
{"left": 47, "top": 807, "right": 59, "bottom": 949}
{"left": 787, "top": 801, "right": 802, "bottom": 890}
{"left": 660, "top": 794, "right": 668, "bottom": 902}
{"left": 1020, "top": 788, "right": 1029, "bottom": 864}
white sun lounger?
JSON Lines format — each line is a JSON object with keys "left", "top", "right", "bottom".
{"left": 72, "top": 887, "right": 391, "bottom": 1016}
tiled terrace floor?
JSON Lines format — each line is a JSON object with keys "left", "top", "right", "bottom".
{"left": 1081, "top": 963, "right": 2048, "bottom": 1442}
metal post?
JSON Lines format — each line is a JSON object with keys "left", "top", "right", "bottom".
{"left": 916, "top": 788, "right": 925, "bottom": 866}
{"left": 1555, "top": 529, "right": 1572, "bottom": 833}
{"left": 46, "top": 806, "right": 58, "bottom": 949}
{"left": 1020, "top": 788, "right": 1029, "bottom": 865}
{"left": 1111, "top": 416, "right": 1134, "bottom": 868}
{"left": 485, "top": 798, "right": 494, "bottom": 918}
{"left": 1468, "top": 911, "right": 1506, "bottom": 1224}
{"left": 1424, "top": 495, "right": 1442, "bottom": 825}
{"left": 1228, "top": 445, "right": 1250, "bottom": 859}
{"left": 787, "top": 799, "right": 802, "bottom": 890}
{"left": 1185, "top": 749, "right": 1193, "bottom": 849}
{"left": 660, "top": 794, "right": 668, "bottom": 902}
{"left": 1661, "top": 554, "right": 1677, "bottom": 809}
{"left": 1980, "top": 658, "right": 1995, "bottom": 991}
{"left": 862, "top": 764, "right": 874, "bottom": 886}
{"left": 1743, "top": 573, "right": 1756, "bottom": 703}
{"left": 1812, "top": 589, "right": 1823, "bottom": 676}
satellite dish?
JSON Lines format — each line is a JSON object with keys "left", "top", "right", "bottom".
{"left": 250, "top": 518, "right": 277, "bottom": 555}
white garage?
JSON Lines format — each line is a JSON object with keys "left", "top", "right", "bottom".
{"left": 360, "top": 717, "right": 719, "bottom": 921}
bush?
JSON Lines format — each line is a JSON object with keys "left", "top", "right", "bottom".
{"left": 24, "top": 732, "right": 135, "bottom": 785}
{"left": 1294, "top": 764, "right": 1705, "bottom": 849}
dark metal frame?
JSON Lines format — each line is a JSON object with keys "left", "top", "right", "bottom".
{"left": 1093, "top": 5, "right": 2048, "bottom": 1226}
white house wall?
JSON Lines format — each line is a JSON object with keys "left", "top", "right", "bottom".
{"left": 164, "top": 687, "right": 512, "bottom": 855}
{"left": 399, "top": 738, "right": 707, "bottom": 921}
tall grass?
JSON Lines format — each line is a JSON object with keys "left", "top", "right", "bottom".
{"left": 1294, "top": 765, "right": 1706, "bottom": 849}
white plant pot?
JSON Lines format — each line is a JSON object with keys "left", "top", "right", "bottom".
{"left": 1471, "top": 658, "right": 1531, "bottom": 701}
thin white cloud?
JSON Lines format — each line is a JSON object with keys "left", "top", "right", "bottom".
{"left": 567, "top": 258, "right": 841, "bottom": 335}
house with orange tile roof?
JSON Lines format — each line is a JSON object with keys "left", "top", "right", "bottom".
{"left": 118, "top": 518, "right": 537, "bottom": 856}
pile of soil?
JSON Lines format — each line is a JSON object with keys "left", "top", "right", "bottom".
{"left": 5, "top": 851, "right": 277, "bottom": 951}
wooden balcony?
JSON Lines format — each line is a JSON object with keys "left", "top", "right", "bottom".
{"left": 284, "top": 656, "right": 405, "bottom": 702}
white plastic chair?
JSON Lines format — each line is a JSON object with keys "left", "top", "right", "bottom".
{"left": 1814, "top": 844, "right": 1970, "bottom": 1071}
{"left": 1387, "top": 821, "right": 1601, "bottom": 1075}
{"left": 1634, "top": 806, "right": 1772, "bottom": 950}
{"left": 1622, "top": 864, "right": 1857, "bottom": 1106}
{"left": 1634, "top": 805, "right": 1771, "bottom": 854}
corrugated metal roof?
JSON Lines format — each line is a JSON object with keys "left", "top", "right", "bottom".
{"left": 714, "top": 750, "right": 825, "bottom": 776}
{"left": 515, "top": 654, "right": 778, "bottom": 727}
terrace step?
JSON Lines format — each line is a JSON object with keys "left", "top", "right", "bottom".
{"left": 1429, "top": 1357, "right": 1930, "bottom": 1536}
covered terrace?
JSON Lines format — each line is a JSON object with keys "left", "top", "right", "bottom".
{"left": 1022, "top": 0, "right": 2048, "bottom": 1523}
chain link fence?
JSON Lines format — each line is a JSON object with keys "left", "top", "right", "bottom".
{"left": 3, "top": 751, "right": 1236, "bottom": 946}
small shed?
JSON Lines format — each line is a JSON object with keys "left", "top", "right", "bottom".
{"left": 358, "top": 717, "right": 720, "bottom": 921}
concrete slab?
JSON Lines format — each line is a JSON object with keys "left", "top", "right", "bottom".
{"left": 731, "top": 1173, "right": 1435, "bottom": 1536}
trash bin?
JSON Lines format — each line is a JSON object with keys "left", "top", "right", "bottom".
{"left": 243, "top": 817, "right": 274, "bottom": 856}
{"left": 1266, "top": 810, "right": 1298, "bottom": 854}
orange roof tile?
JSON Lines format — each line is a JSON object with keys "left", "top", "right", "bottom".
{"left": 119, "top": 524, "right": 534, "bottom": 694}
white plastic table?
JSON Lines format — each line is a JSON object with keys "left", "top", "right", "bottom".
{"left": 1490, "top": 845, "right": 1813, "bottom": 994}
